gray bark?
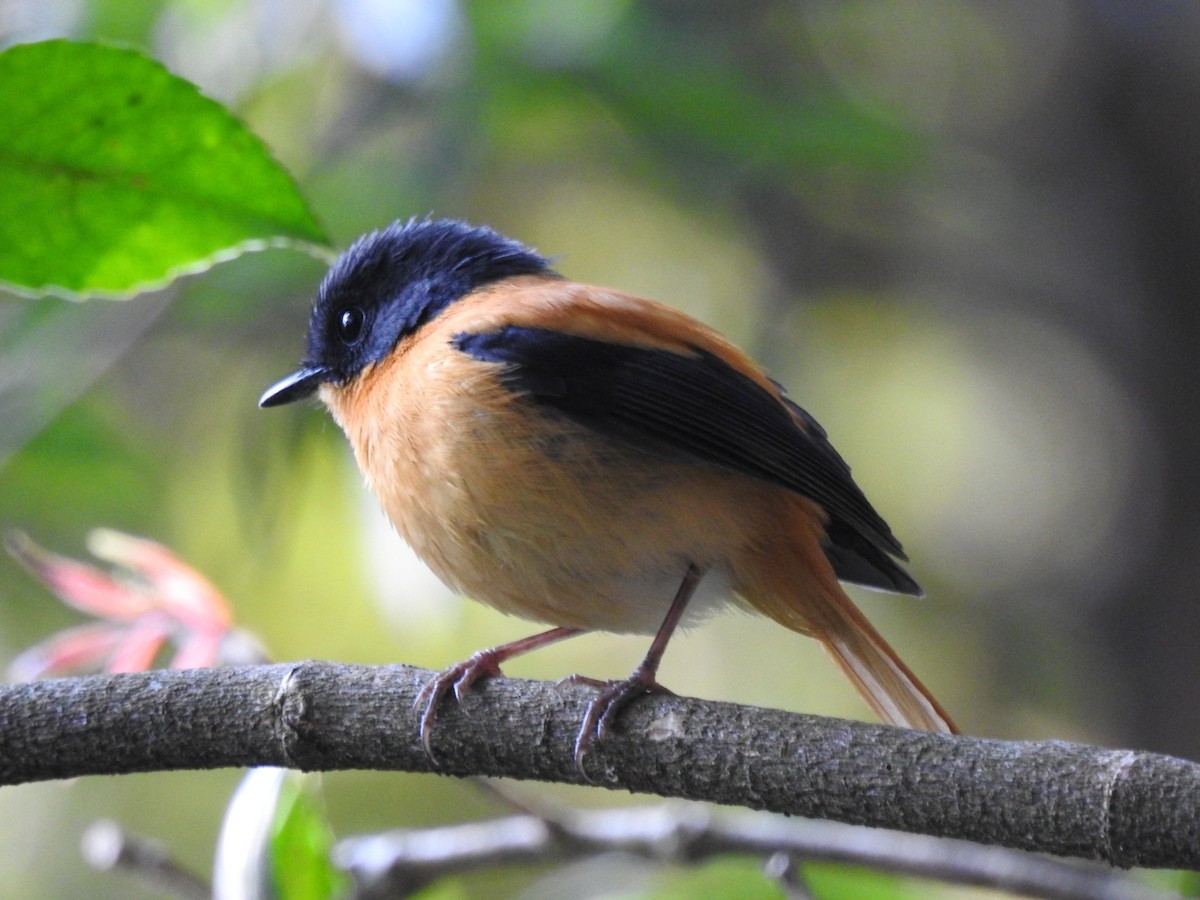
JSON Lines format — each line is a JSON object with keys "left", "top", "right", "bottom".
{"left": 0, "top": 661, "right": 1195, "bottom": 871}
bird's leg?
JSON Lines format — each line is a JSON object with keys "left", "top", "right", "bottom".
{"left": 572, "top": 563, "right": 704, "bottom": 775}
{"left": 416, "top": 625, "right": 585, "bottom": 759}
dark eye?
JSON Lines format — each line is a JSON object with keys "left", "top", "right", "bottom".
{"left": 336, "top": 307, "right": 365, "bottom": 344}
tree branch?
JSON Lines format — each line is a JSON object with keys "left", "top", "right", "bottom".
{"left": 0, "top": 661, "right": 1195, "bottom": 872}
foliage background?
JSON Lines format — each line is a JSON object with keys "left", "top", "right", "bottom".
{"left": 2, "top": 1, "right": 1198, "bottom": 897}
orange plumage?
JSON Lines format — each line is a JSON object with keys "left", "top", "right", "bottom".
{"left": 260, "top": 218, "right": 957, "bottom": 767}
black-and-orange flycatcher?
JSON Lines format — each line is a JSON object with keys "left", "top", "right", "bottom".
{"left": 260, "top": 218, "right": 957, "bottom": 770}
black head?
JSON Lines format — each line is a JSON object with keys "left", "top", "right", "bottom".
{"left": 259, "top": 217, "right": 553, "bottom": 407}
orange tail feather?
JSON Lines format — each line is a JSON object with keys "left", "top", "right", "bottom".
{"left": 733, "top": 493, "right": 957, "bottom": 734}
{"left": 817, "top": 587, "right": 957, "bottom": 734}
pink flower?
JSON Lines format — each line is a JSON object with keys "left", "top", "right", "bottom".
{"left": 6, "top": 529, "right": 266, "bottom": 679}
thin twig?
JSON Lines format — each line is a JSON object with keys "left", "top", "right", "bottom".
{"left": 763, "top": 851, "right": 816, "bottom": 900}
{"left": 335, "top": 804, "right": 1174, "bottom": 900}
{"left": 81, "top": 819, "right": 210, "bottom": 900}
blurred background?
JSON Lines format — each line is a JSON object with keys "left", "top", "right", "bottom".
{"left": 2, "top": 1, "right": 1198, "bottom": 897}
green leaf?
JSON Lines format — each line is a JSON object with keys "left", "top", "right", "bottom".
{"left": 636, "top": 857, "right": 786, "bottom": 900}
{"left": 0, "top": 40, "right": 330, "bottom": 300}
{"left": 215, "top": 769, "right": 347, "bottom": 900}
{"left": 803, "top": 861, "right": 916, "bottom": 899}
{"left": 270, "top": 774, "right": 348, "bottom": 900}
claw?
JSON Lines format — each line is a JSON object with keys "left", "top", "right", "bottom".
{"left": 572, "top": 665, "right": 672, "bottom": 778}
{"left": 414, "top": 626, "right": 585, "bottom": 763}
{"left": 415, "top": 651, "right": 505, "bottom": 760}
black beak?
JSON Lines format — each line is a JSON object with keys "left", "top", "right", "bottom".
{"left": 258, "top": 366, "right": 330, "bottom": 408}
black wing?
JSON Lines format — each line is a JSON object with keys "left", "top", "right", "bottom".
{"left": 454, "top": 325, "right": 920, "bottom": 595}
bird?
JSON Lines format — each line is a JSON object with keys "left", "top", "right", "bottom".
{"left": 259, "top": 217, "right": 958, "bottom": 771}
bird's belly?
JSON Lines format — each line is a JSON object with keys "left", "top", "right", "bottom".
{"left": 373, "top": 405, "right": 754, "bottom": 633}
{"left": 437, "top": 535, "right": 737, "bottom": 634}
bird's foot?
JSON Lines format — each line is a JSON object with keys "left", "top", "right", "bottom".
{"left": 414, "top": 650, "right": 505, "bottom": 760}
{"left": 565, "top": 665, "right": 674, "bottom": 778}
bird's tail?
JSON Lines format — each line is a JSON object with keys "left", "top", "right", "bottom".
{"left": 815, "top": 584, "right": 957, "bottom": 734}
{"left": 732, "top": 493, "right": 957, "bottom": 734}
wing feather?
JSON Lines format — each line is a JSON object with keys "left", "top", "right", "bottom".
{"left": 453, "top": 324, "right": 919, "bottom": 595}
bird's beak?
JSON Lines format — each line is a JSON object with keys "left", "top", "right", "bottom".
{"left": 258, "top": 366, "right": 330, "bottom": 408}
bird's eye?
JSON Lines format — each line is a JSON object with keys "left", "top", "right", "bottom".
{"left": 337, "top": 307, "right": 365, "bottom": 344}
